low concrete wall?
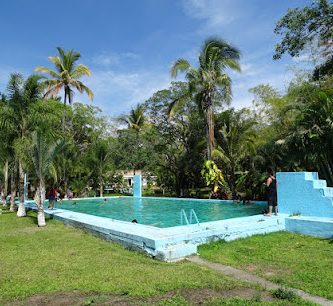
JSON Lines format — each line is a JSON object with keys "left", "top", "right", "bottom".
{"left": 285, "top": 216, "right": 333, "bottom": 239}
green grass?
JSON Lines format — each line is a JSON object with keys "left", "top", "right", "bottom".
{"left": 198, "top": 231, "right": 333, "bottom": 300}
{"left": 0, "top": 211, "right": 243, "bottom": 303}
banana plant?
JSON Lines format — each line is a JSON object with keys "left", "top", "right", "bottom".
{"left": 201, "top": 160, "right": 225, "bottom": 197}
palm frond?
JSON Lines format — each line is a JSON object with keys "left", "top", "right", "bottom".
{"left": 6, "top": 73, "right": 24, "bottom": 101}
{"left": 43, "top": 81, "right": 64, "bottom": 98}
{"left": 171, "top": 59, "right": 191, "bottom": 78}
{"left": 70, "top": 80, "right": 94, "bottom": 100}
{"left": 35, "top": 66, "right": 60, "bottom": 78}
{"left": 71, "top": 64, "right": 91, "bottom": 78}
{"left": 212, "top": 147, "right": 231, "bottom": 164}
{"left": 167, "top": 92, "right": 191, "bottom": 119}
{"left": 48, "top": 56, "right": 66, "bottom": 73}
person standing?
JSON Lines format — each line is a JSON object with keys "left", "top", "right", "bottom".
{"left": 264, "top": 169, "right": 277, "bottom": 216}
{"left": 48, "top": 186, "right": 57, "bottom": 209}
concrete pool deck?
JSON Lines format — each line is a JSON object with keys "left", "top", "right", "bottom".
{"left": 26, "top": 200, "right": 286, "bottom": 261}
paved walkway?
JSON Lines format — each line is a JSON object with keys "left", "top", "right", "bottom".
{"left": 187, "top": 256, "right": 333, "bottom": 306}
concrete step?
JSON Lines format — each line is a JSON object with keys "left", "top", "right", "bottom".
{"left": 322, "top": 187, "right": 333, "bottom": 198}
{"left": 304, "top": 172, "right": 319, "bottom": 181}
{"left": 312, "top": 179, "right": 327, "bottom": 189}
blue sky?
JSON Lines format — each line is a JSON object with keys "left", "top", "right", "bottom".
{"left": 0, "top": 0, "right": 312, "bottom": 116}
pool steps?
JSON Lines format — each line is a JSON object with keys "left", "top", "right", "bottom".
{"left": 277, "top": 172, "right": 333, "bottom": 218}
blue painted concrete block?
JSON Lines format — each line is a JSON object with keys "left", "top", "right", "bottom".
{"left": 277, "top": 172, "right": 333, "bottom": 218}
{"left": 286, "top": 216, "right": 333, "bottom": 239}
{"left": 133, "top": 175, "right": 142, "bottom": 197}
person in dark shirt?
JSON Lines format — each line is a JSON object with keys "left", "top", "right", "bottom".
{"left": 264, "top": 169, "right": 277, "bottom": 216}
{"left": 47, "top": 186, "right": 57, "bottom": 209}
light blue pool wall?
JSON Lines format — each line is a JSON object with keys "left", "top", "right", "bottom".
{"left": 277, "top": 172, "right": 333, "bottom": 218}
{"left": 285, "top": 216, "right": 333, "bottom": 239}
{"left": 277, "top": 171, "right": 333, "bottom": 239}
{"left": 133, "top": 175, "right": 142, "bottom": 197}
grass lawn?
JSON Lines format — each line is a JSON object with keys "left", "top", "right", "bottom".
{"left": 198, "top": 231, "right": 333, "bottom": 300}
{"left": 0, "top": 211, "right": 314, "bottom": 305}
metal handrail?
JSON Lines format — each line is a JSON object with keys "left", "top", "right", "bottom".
{"left": 190, "top": 209, "right": 200, "bottom": 225}
{"left": 180, "top": 209, "right": 189, "bottom": 225}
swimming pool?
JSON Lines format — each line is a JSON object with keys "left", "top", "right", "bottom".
{"left": 53, "top": 197, "right": 266, "bottom": 228}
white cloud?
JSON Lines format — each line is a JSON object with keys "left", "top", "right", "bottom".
{"left": 292, "top": 53, "right": 311, "bottom": 63}
{"left": 182, "top": 0, "right": 237, "bottom": 27}
{"left": 92, "top": 52, "right": 140, "bottom": 67}
{"left": 231, "top": 65, "right": 293, "bottom": 109}
{"left": 238, "top": 62, "right": 258, "bottom": 77}
{"left": 76, "top": 68, "right": 171, "bottom": 116}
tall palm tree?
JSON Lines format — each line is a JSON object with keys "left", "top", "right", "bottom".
{"left": 30, "top": 132, "right": 64, "bottom": 227}
{"left": 35, "top": 47, "right": 93, "bottom": 105}
{"left": 89, "top": 140, "right": 112, "bottom": 197}
{"left": 1, "top": 73, "right": 43, "bottom": 216}
{"left": 214, "top": 109, "right": 257, "bottom": 195}
{"left": 117, "top": 104, "right": 146, "bottom": 130}
{"left": 170, "top": 38, "right": 241, "bottom": 159}
{"left": 0, "top": 95, "right": 11, "bottom": 205}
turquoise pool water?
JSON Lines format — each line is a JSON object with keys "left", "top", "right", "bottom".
{"left": 53, "top": 197, "right": 266, "bottom": 228}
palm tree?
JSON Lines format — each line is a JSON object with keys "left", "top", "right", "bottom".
{"left": 170, "top": 37, "right": 241, "bottom": 159}
{"left": 117, "top": 104, "right": 146, "bottom": 130}
{"left": 116, "top": 104, "right": 146, "bottom": 175}
{"left": 214, "top": 109, "right": 257, "bottom": 195}
{"left": 30, "top": 132, "right": 64, "bottom": 227}
{"left": 0, "top": 95, "right": 11, "bottom": 205}
{"left": 35, "top": 47, "right": 93, "bottom": 105}
{"left": 89, "top": 140, "right": 112, "bottom": 197}
{"left": 1, "top": 73, "right": 43, "bottom": 216}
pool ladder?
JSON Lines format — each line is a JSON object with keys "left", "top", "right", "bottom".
{"left": 180, "top": 209, "right": 200, "bottom": 225}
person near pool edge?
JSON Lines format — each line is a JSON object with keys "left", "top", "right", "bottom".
{"left": 264, "top": 169, "right": 277, "bottom": 216}
{"left": 47, "top": 186, "right": 57, "bottom": 209}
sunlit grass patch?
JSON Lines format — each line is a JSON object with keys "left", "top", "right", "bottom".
{"left": 199, "top": 231, "right": 333, "bottom": 300}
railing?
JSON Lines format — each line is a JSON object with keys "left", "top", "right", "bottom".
{"left": 180, "top": 209, "right": 189, "bottom": 225}
{"left": 180, "top": 209, "right": 200, "bottom": 225}
{"left": 189, "top": 209, "right": 200, "bottom": 225}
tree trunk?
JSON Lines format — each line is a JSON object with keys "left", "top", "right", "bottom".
{"left": 9, "top": 168, "right": 16, "bottom": 212}
{"left": 2, "top": 160, "right": 9, "bottom": 206}
{"left": 230, "top": 162, "right": 236, "bottom": 196}
{"left": 17, "top": 161, "right": 26, "bottom": 217}
{"left": 34, "top": 183, "right": 46, "bottom": 227}
{"left": 99, "top": 182, "right": 103, "bottom": 197}
{"left": 64, "top": 87, "right": 67, "bottom": 105}
{"left": 205, "top": 105, "right": 215, "bottom": 160}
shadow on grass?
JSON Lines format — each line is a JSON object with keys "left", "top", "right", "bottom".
{"left": 25, "top": 210, "right": 53, "bottom": 226}
{"left": 320, "top": 237, "right": 333, "bottom": 244}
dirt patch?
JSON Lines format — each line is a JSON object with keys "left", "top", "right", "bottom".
{"left": 179, "top": 288, "right": 275, "bottom": 304}
{"left": 5, "top": 287, "right": 278, "bottom": 306}
{"left": 243, "top": 263, "right": 292, "bottom": 278}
